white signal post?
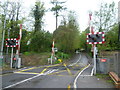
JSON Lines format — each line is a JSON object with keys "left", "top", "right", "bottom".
{"left": 89, "top": 12, "right": 97, "bottom": 75}
{"left": 10, "top": 47, "right": 13, "bottom": 68}
{"left": 93, "top": 45, "right": 96, "bottom": 75}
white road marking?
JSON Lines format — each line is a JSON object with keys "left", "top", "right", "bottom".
{"left": 3, "top": 73, "right": 43, "bottom": 89}
{"left": 3, "top": 69, "right": 57, "bottom": 89}
{"left": 91, "top": 67, "right": 94, "bottom": 76}
{"left": 69, "top": 54, "right": 81, "bottom": 66}
{"left": 45, "top": 69, "right": 59, "bottom": 75}
{"left": 73, "top": 64, "right": 91, "bottom": 89}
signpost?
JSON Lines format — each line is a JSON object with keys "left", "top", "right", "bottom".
{"left": 5, "top": 24, "right": 22, "bottom": 68}
{"left": 86, "top": 32, "right": 105, "bottom": 75}
{"left": 6, "top": 38, "right": 18, "bottom": 68}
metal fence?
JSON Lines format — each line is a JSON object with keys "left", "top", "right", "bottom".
{"left": 97, "top": 50, "right": 120, "bottom": 77}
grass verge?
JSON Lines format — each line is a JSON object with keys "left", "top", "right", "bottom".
{"left": 96, "top": 73, "right": 114, "bottom": 83}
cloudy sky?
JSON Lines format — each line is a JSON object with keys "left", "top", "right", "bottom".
{"left": 4, "top": 0, "right": 120, "bottom": 32}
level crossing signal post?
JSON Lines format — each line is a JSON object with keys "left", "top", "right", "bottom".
{"left": 86, "top": 32, "right": 105, "bottom": 75}
{"left": 6, "top": 38, "right": 18, "bottom": 68}
{"left": 5, "top": 24, "right": 22, "bottom": 68}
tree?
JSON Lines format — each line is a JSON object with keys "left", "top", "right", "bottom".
{"left": 51, "top": 0, "right": 66, "bottom": 30}
{"left": 29, "top": 31, "right": 52, "bottom": 52}
{"left": 93, "top": 2, "right": 117, "bottom": 32}
{"left": 53, "top": 11, "right": 80, "bottom": 53}
{"left": 97, "top": 24, "right": 120, "bottom": 50}
{"left": 0, "top": 1, "right": 23, "bottom": 55}
{"left": 33, "top": 1, "right": 45, "bottom": 34}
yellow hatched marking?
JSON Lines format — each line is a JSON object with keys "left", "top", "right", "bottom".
{"left": 63, "top": 63, "right": 72, "bottom": 75}
{"left": 76, "top": 64, "right": 79, "bottom": 67}
{"left": 17, "top": 67, "right": 37, "bottom": 72}
{"left": 40, "top": 68, "right": 48, "bottom": 74}
{"left": 15, "top": 72, "right": 39, "bottom": 75}
{"left": 46, "top": 64, "right": 61, "bottom": 68}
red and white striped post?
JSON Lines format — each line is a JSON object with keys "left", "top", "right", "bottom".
{"left": 51, "top": 40, "right": 55, "bottom": 64}
{"left": 16, "top": 24, "right": 22, "bottom": 68}
{"left": 16, "top": 24, "right": 22, "bottom": 55}
{"left": 89, "top": 13, "right": 93, "bottom": 33}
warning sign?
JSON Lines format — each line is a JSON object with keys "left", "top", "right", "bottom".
{"left": 101, "top": 59, "right": 107, "bottom": 62}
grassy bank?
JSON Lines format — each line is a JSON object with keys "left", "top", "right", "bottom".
{"left": 22, "top": 52, "right": 51, "bottom": 66}
{"left": 2, "top": 51, "right": 72, "bottom": 70}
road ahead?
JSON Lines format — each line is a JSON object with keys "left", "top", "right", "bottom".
{"left": 2, "top": 53, "right": 114, "bottom": 89}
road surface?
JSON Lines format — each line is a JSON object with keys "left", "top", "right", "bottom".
{"left": 1, "top": 53, "right": 115, "bottom": 89}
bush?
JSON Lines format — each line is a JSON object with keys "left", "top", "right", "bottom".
{"left": 56, "top": 52, "right": 70, "bottom": 59}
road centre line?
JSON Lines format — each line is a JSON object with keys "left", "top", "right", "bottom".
{"left": 68, "top": 85, "right": 71, "bottom": 90}
{"left": 73, "top": 64, "right": 91, "bottom": 89}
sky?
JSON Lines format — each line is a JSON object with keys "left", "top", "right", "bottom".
{"left": 3, "top": 0, "right": 120, "bottom": 33}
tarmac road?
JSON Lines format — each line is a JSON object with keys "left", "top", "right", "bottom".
{"left": 2, "top": 53, "right": 115, "bottom": 89}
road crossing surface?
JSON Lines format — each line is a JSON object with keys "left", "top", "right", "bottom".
{"left": 2, "top": 53, "right": 114, "bottom": 89}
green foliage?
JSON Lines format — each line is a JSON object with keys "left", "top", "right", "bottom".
{"left": 79, "top": 27, "right": 92, "bottom": 53}
{"left": 23, "top": 52, "right": 31, "bottom": 56}
{"left": 51, "top": 1, "right": 66, "bottom": 16}
{"left": 93, "top": 2, "right": 116, "bottom": 32}
{"left": 29, "top": 31, "right": 52, "bottom": 53}
{"left": 97, "top": 24, "right": 120, "bottom": 50}
{"left": 53, "top": 11, "right": 80, "bottom": 53}
{"left": 56, "top": 52, "right": 70, "bottom": 59}
{"left": 27, "top": 1, "right": 52, "bottom": 53}
{"left": 54, "top": 59, "right": 61, "bottom": 64}
{"left": 33, "top": 1, "right": 45, "bottom": 33}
